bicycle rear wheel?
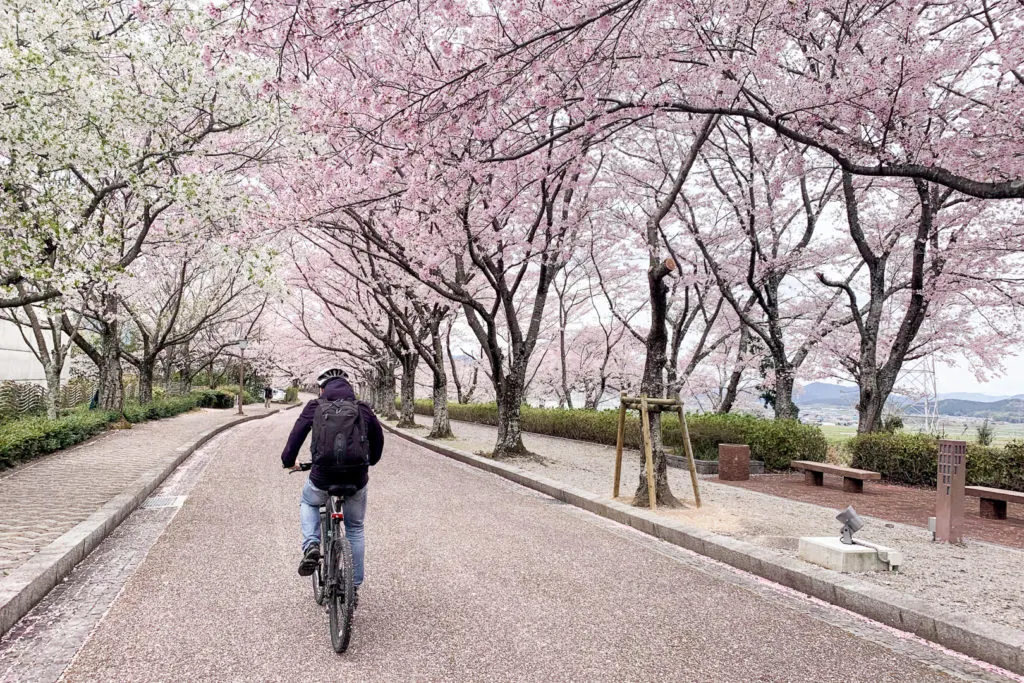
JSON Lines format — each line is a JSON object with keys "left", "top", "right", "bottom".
{"left": 328, "top": 525, "right": 355, "bottom": 653}
{"left": 312, "top": 508, "right": 328, "bottom": 605}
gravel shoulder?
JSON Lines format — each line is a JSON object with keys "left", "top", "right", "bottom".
{"left": 407, "top": 415, "right": 1024, "bottom": 633}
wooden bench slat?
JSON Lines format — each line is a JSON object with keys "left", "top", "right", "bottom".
{"left": 965, "top": 486, "right": 1024, "bottom": 503}
{"left": 790, "top": 461, "right": 882, "bottom": 480}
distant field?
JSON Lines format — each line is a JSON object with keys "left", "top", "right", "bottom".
{"left": 818, "top": 424, "right": 857, "bottom": 444}
{"left": 815, "top": 421, "right": 1024, "bottom": 446}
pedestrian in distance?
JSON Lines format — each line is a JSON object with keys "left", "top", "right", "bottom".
{"left": 264, "top": 385, "right": 273, "bottom": 409}
{"left": 280, "top": 368, "right": 384, "bottom": 605}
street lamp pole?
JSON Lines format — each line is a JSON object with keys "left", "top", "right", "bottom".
{"left": 237, "top": 339, "right": 248, "bottom": 415}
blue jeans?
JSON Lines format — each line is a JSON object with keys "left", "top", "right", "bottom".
{"left": 300, "top": 479, "right": 367, "bottom": 586}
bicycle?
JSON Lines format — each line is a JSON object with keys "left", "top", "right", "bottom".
{"left": 292, "top": 462, "right": 356, "bottom": 653}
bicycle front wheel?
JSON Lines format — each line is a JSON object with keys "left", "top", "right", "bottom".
{"left": 328, "top": 531, "right": 355, "bottom": 653}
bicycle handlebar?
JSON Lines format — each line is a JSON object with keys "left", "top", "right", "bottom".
{"left": 289, "top": 462, "right": 312, "bottom": 473}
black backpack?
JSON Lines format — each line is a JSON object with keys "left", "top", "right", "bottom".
{"left": 311, "top": 399, "right": 370, "bottom": 471}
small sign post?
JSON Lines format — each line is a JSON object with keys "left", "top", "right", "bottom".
{"left": 935, "top": 440, "right": 966, "bottom": 544}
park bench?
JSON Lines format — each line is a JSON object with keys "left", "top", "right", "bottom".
{"left": 965, "top": 486, "right": 1024, "bottom": 520}
{"left": 790, "top": 461, "right": 881, "bottom": 493}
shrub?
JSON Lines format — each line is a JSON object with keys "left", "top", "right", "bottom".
{"left": 0, "top": 408, "right": 116, "bottom": 469}
{"left": 0, "top": 387, "right": 253, "bottom": 470}
{"left": 976, "top": 419, "right": 994, "bottom": 446}
{"left": 215, "top": 385, "right": 259, "bottom": 405}
{"left": 850, "top": 432, "right": 1024, "bottom": 492}
{"left": 412, "top": 400, "right": 827, "bottom": 471}
{"left": 284, "top": 386, "right": 300, "bottom": 404}
{"left": 123, "top": 394, "right": 199, "bottom": 423}
{"left": 967, "top": 441, "right": 1024, "bottom": 492}
{"left": 880, "top": 414, "right": 904, "bottom": 434}
{"left": 192, "top": 388, "right": 237, "bottom": 409}
{"left": 849, "top": 432, "right": 938, "bottom": 487}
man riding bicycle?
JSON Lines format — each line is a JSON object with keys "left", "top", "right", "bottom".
{"left": 281, "top": 368, "right": 384, "bottom": 602}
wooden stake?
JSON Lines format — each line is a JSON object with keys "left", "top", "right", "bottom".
{"left": 613, "top": 391, "right": 627, "bottom": 499}
{"left": 640, "top": 394, "right": 657, "bottom": 510}
{"left": 678, "top": 405, "right": 702, "bottom": 508}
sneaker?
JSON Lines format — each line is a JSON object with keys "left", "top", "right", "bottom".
{"left": 297, "top": 544, "right": 320, "bottom": 577}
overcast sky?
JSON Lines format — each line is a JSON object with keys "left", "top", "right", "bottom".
{"left": 935, "top": 355, "right": 1023, "bottom": 397}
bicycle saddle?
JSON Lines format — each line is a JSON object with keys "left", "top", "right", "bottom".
{"left": 328, "top": 484, "right": 358, "bottom": 498}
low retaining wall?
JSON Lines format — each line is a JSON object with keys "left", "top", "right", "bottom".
{"left": 667, "top": 454, "right": 765, "bottom": 475}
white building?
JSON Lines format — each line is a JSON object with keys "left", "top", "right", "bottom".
{"left": 0, "top": 319, "right": 47, "bottom": 384}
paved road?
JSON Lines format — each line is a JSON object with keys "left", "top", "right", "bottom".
{"left": 7, "top": 410, "right": 1013, "bottom": 681}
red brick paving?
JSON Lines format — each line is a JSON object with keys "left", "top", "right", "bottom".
{"left": 720, "top": 473, "right": 1024, "bottom": 550}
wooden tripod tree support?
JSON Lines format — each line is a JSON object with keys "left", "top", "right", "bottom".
{"left": 612, "top": 391, "right": 702, "bottom": 510}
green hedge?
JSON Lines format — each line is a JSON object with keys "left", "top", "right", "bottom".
{"left": 849, "top": 433, "right": 938, "bottom": 487}
{"left": 193, "top": 388, "right": 238, "bottom": 409}
{"left": 122, "top": 394, "right": 200, "bottom": 423}
{"left": 412, "top": 401, "right": 827, "bottom": 471}
{"left": 284, "top": 386, "right": 300, "bottom": 404}
{"left": 0, "top": 409, "right": 117, "bottom": 468}
{"left": 0, "top": 388, "right": 245, "bottom": 470}
{"left": 215, "top": 385, "right": 259, "bottom": 405}
{"left": 850, "top": 433, "right": 1024, "bottom": 492}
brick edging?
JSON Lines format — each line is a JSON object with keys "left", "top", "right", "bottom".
{"left": 0, "top": 403, "right": 301, "bottom": 637}
{"left": 384, "top": 423, "right": 1024, "bottom": 675}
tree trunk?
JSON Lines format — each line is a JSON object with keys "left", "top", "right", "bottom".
{"left": 857, "top": 384, "right": 886, "bottom": 434}
{"left": 375, "top": 362, "right": 399, "bottom": 421}
{"left": 492, "top": 376, "right": 528, "bottom": 458}
{"left": 43, "top": 364, "right": 60, "bottom": 420}
{"left": 96, "top": 296, "right": 124, "bottom": 413}
{"left": 559, "top": 325, "right": 573, "bottom": 409}
{"left": 635, "top": 265, "right": 681, "bottom": 508}
{"left": 429, "top": 381, "right": 452, "bottom": 439}
{"left": 718, "top": 326, "right": 749, "bottom": 414}
{"left": 138, "top": 359, "right": 156, "bottom": 405}
{"left": 397, "top": 352, "right": 418, "bottom": 428}
{"left": 428, "top": 327, "right": 453, "bottom": 438}
{"left": 772, "top": 365, "right": 799, "bottom": 421}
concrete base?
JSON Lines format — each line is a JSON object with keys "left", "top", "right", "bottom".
{"left": 667, "top": 456, "right": 764, "bottom": 475}
{"left": 799, "top": 537, "right": 902, "bottom": 573}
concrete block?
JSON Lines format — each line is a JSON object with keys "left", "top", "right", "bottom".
{"left": 799, "top": 537, "right": 899, "bottom": 573}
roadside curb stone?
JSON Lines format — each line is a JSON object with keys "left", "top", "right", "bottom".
{"left": 384, "top": 423, "right": 1024, "bottom": 676}
{"left": 0, "top": 403, "right": 300, "bottom": 637}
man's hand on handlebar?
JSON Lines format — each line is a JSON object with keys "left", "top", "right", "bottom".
{"left": 287, "top": 462, "right": 312, "bottom": 473}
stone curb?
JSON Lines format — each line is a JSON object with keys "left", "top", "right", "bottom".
{"left": 0, "top": 403, "right": 301, "bottom": 637}
{"left": 384, "top": 423, "right": 1024, "bottom": 675}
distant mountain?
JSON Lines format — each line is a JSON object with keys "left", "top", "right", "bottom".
{"left": 937, "top": 391, "right": 1018, "bottom": 403}
{"left": 795, "top": 382, "right": 859, "bottom": 407}
{"left": 936, "top": 397, "right": 1024, "bottom": 421}
{"left": 796, "top": 382, "right": 1023, "bottom": 414}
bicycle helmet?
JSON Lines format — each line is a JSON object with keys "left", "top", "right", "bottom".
{"left": 316, "top": 367, "right": 348, "bottom": 387}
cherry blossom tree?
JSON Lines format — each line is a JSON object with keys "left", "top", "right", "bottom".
{"left": 686, "top": 123, "right": 852, "bottom": 421}
{"left": 818, "top": 173, "right": 1024, "bottom": 432}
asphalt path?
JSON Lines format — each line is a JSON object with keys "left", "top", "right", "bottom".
{"left": 59, "top": 411, "right": 972, "bottom": 681}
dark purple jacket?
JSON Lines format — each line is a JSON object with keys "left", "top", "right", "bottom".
{"left": 280, "top": 377, "right": 384, "bottom": 490}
